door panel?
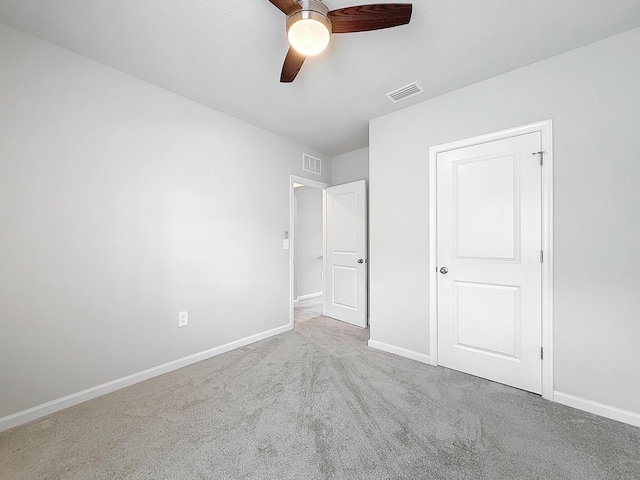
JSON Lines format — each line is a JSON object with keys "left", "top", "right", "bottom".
{"left": 456, "top": 154, "right": 517, "bottom": 260}
{"left": 332, "top": 266, "right": 358, "bottom": 308}
{"left": 325, "top": 180, "right": 367, "bottom": 327}
{"left": 437, "top": 132, "right": 542, "bottom": 394}
{"left": 332, "top": 191, "right": 358, "bottom": 253}
{"left": 454, "top": 282, "right": 520, "bottom": 358}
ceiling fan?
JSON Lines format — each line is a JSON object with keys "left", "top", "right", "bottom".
{"left": 268, "top": 0, "right": 413, "bottom": 82}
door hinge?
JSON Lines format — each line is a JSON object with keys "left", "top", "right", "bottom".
{"left": 533, "top": 151, "right": 544, "bottom": 166}
{"left": 540, "top": 250, "right": 544, "bottom": 263}
{"left": 541, "top": 347, "right": 544, "bottom": 360}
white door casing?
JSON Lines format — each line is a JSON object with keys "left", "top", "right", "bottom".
{"left": 429, "top": 121, "right": 553, "bottom": 398}
{"left": 324, "top": 180, "right": 368, "bottom": 327}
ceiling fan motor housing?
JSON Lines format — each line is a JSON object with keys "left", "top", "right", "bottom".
{"left": 286, "top": 0, "right": 332, "bottom": 36}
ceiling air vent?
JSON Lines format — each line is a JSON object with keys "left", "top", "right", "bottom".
{"left": 386, "top": 81, "right": 424, "bottom": 103}
{"left": 302, "top": 153, "right": 322, "bottom": 175}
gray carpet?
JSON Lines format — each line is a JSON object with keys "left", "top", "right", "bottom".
{"left": 1, "top": 299, "right": 639, "bottom": 479}
{"left": 295, "top": 295, "right": 324, "bottom": 323}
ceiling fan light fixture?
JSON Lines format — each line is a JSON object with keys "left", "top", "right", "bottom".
{"left": 286, "top": 1, "right": 332, "bottom": 56}
{"left": 272, "top": 0, "right": 414, "bottom": 82}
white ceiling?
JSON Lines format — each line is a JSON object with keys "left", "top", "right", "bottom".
{"left": 1, "top": 0, "right": 640, "bottom": 156}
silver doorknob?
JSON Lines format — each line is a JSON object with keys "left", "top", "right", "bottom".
{"left": 358, "top": 259, "right": 367, "bottom": 264}
{"left": 440, "top": 267, "right": 448, "bottom": 274}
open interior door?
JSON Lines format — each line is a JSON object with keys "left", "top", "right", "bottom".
{"left": 324, "top": 180, "right": 367, "bottom": 327}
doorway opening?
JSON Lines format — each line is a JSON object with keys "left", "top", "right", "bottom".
{"left": 289, "top": 175, "right": 329, "bottom": 328}
{"left": 289, "top": 175, "right": 369, "bottom": 329}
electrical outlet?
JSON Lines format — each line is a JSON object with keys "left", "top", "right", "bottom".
{"left": 178, "top": 311, "right": 188, "bottom": 327}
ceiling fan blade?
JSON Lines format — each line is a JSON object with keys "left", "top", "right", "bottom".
{"left": 281, "top": 47, "right": 306, "bottom": 83}
{"left": 269, "top": 0, "right": 300, "bottom": 15}
{"left": 328, "top": 3, "right": 412, "bottom": 34}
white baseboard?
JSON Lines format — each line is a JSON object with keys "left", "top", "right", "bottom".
{"left": 0, "top": 324, "right": 292, "bottom": 433}
{"left": 554, "top": 391, "right": 640, "bottom": 428}
{"left": 294, "top": 292, "right": 323, "bottom": 304}
{"left": 368, "top": 339, "right": 431, "bottom": 364}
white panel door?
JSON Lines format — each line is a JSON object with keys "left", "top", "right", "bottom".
{"left": 437, "top": 132, "right": 542, "bottom": 393}
{"left": 325, "top": 180, "right": 367, "bottom": 327}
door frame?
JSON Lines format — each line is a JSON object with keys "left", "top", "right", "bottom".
{"left": 289, "top": 175, "right": 330, "bottom": 330}
{"left": 428, "top": 120, "right": 554, "bottom": 400}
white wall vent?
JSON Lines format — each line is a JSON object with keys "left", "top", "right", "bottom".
{"left": 386, "top": 81, "right": 424, "bottom": 103}
{"left": 302, "top": 153, "right": 322, "bottom": 175}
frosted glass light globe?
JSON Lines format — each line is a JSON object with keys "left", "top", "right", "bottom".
{"left": 288, "top": 18, "right": 330, "bottom": 56}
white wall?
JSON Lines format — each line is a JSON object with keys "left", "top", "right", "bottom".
{"left": 0, "top": 24, "right": 331, "bottom": 420}
{"left": 369, "top": 28, "right": 640, "bottom": 415}
{"left": 294, "top": 186, "right": 323, "bottom": 299}
{"left": 332, "top": 147, "right": 369, "bottom": 185}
